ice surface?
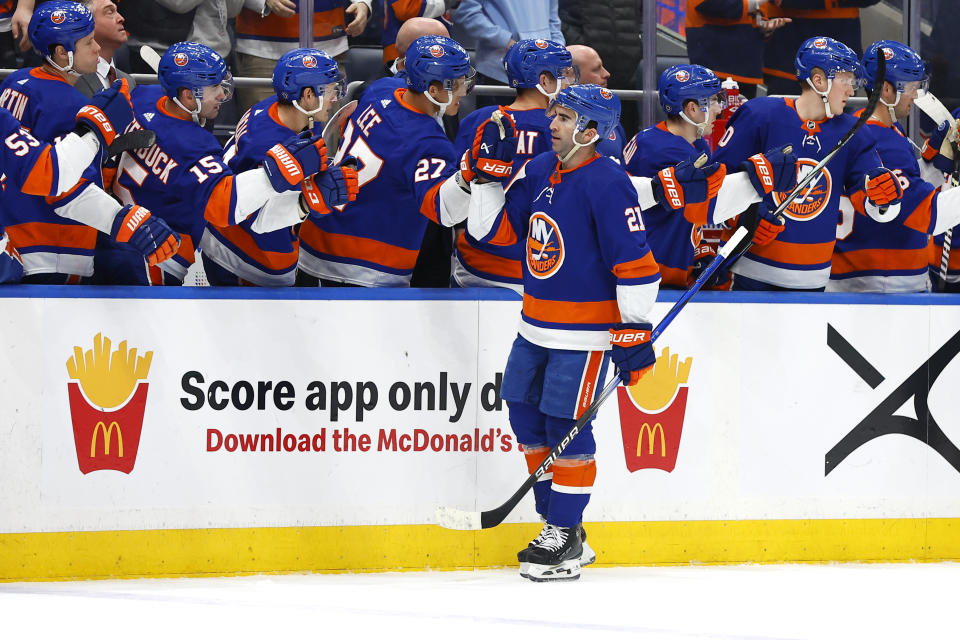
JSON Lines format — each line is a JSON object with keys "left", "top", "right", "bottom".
{"left": 2, "top": 563, "right": 957, "bottom": 639}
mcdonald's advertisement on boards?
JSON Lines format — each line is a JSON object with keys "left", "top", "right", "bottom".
{"left": 1, "top": 295, "right": 959, "bottom": 535}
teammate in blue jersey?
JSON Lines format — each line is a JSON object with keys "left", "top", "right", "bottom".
{"left": 626, "top": 64, "right": 798, "bottom": 288}
{"left": 450, "top": 38, "right": 577, "bottom": 292}
{"left": 922, "top": 107, "right": 960, "bottom": 291}
{"left": 713, "top": 36, "right": 905, "bottom": 291}
{"left": 567, "top": 44, "right": 627, "bottom": 162}
{"left": 297, "top": 35, "right": 480, "bottom": 287}
{"left": 0, "top": 1, "right": 179, "bottom": 284}
{"left": 200, "top": 48, "right": 349, "bottom": 287}
{"left": 106, "top": 42, "right": 353, "bottom": 285}
{"left": 462, "top": 84, "right": 738, "bottom": 581}
{"left": 828, "top": 41, "right": 939, "bottom": 293}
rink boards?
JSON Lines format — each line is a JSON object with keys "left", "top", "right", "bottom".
{"left": 2, "top": 286, "right": 960, "bottom": 580}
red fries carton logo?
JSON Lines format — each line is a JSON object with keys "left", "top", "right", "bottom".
{"left": 429, "top": 45, "right": 445, "bottom": 58}
{"left": 675, "top": 70, "right": 690, "bottom": 82}
{"left": 173, "top": 53, "right": 189, "bottom": 67}
{"left": 66, "top": 333, "right": 153, "bottom": 474}
{"left": 303, "top": 55, "right": 317, "bottom": 68}
{"left": 617, "top": 347, "right": 692, "bottom": 472}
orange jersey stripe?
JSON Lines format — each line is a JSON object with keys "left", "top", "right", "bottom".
{"left": 235, "top": 6, "right": 345, "bottom": 40}
{"left": 523, "top": 293, "right": 621, "bottom": 326}
{"left": 764, "top": 3, "right": 858, "bottom": 19}
{"left": 419, "top": 179, "right": 444, "bottom": 224}
{"left": 832, "top": 247, "right": 929, "bottom": 275}
{"left": 298, "top": 225, "right": 420, "bottom": 271}
{"left": 20, "top": 146, "right": 54, "bottom": 196}
{"left": 212, "top": 225, "right": 299, "bottom": 272}
{"left": 613, "top": 252, "right": 661, "bottom": 280}
{"left": 750, "top": 238, "right": 835, "bottom": 266}
{"left": 763, "top": 67, "right": 797, "bottom": 81}
{"left": 45, "top": 177, "right": 87, "bottom": 205}
{"left": 489, "top": 215, "right": 518, "bottom": 246}
{"left": 657, "top": 263, "right": 690, "bottom": 288}
{"left": 174, "top": 234, "right": 196, "bottom": 264}
{"left": 6, "top": 221, "right": 97, "bottom": 250}
{"left": 456, "top": 234, "right": 523, "bottom": 279}
{"left": 575, "top": 351, "right": 605, "bottom": 419}
{"left": 204, "top": 176, "right": 235, "bottom": 228}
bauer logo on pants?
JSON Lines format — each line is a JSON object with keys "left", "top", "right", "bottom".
{"left": 616, "top": 347, "right": 691, "bottom": 472}
{"left": 66, "top": 333, "right": 153, "bottom": 474}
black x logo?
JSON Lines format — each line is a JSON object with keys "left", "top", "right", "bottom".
{"left": 825, "top": 324, "right": 960, "bottom": 475}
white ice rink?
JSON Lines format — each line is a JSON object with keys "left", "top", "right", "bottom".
{"left": 2, "top": 562, "right": 957, "bottom": 639}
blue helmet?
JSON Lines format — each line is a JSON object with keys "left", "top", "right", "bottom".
{"left": 28, "top": 1, "right": 94, "bottom": 58}
{"left": 273, "top": 48, "right": 344, "bottom": 102}
{"left": 861, "top": 40, "right": 928, "bottom": 93}
{"left": 549, "top": 84, "right": 621, "bottom": 141}
{"left": 159, "top": 42, "right": 233, "bottom": 103}
{"left": 795, "top": 36, "right": 861, "bottom": 82}
{"left": 503, "top": 39, "right": 576, "bottom": 89}
{"left": 404, "top": 35, "right": 474, "bottom": 93}
{"left": 658, "top": 64, "right": 722, "bottom": 115}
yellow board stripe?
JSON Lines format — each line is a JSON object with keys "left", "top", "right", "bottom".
{"left": 3, "top": 518, "right": 960, "bottom": 582}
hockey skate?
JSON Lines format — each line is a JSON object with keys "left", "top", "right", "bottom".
{"left": 519, "top": 520, "right": 595, "bottom": 567}
{"left": 518, "top": 524, "right": 583, "bottom": 582}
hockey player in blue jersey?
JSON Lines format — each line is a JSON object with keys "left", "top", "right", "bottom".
{"left": 200, "top": 48, "right": 352, "bottom": 286}
{"left": 0, "top": 1, "right": 179, "bottom": 283}
{"left": 297, "top": 35, "right": 481, "bottom": 287}
{"left": 106, "top": 42, "right": 353, "bottom": 285}
{"left": 461, "top": 84, "right": 743, "bottom": 581}
{"left": 450, "top": 38, "right": 576, "bottom": 292}
{"left": 713, "top": 36, "right": 905, "bottom": 291}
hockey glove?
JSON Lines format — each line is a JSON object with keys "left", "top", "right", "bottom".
{"left": 110, "top": 204, "right": 180, "bottom": 266}
{"left": 687, "top": 241, "right": 729, "bottom": 289}
{"left": 864, "top": 167, "right": 903, "bottom": 208}
{"left": 609, "top": 322, "right": 656, "bottom": 386}
{"left": 460, "top": 107, "right": 517, "bottom": 183}
{"left": 921, "top": 120, "right": 957, "bottom": 174}
{"left": 263, "top": 131, "right": 329, "bottom": 192}
{"left": 741, "top": 144, "right": 797, "bottom": 197}
{"left": 75, "top": 78, "right": 135, "bottom": 150}
{"left": 300, "top": 157, "right": 359, "bottom": 218}
{"left": 653, "top": 156, "right": 727, "bottom": 218}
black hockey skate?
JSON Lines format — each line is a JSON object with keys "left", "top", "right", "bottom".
{"left": 519, "top": 520, "right": 595, "bottom": 567}
{"left": 518, "top": 524, "right": 583, "bottom": 582}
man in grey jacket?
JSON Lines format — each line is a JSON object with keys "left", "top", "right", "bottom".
{"left": 75, "top": 0, "right": 136, "bottom": 97}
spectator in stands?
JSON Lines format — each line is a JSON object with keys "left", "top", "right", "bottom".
{"left": 558, "top": 0, "right": 641, "bottom": 137}
{"left": 113, "top": 0, "right": 198, "bottom": 74}
{"left": 233, "top": 0, "right": 372, "bottom": 114}
{"left": 685, "top": 0, "right": 790, "bottom": 99}
{"left": 452, "top": 0, "right": 563, "bottom": 106}
{"left": 186, "top": 0, "right": 244, "bottom": 60}
{"left": 382, "top": 0, "right": 454, "bottom": 66}
{"left": 762, "top": 1, "right": 880, "bottom": 96}
{"left": 566, "top": 44, "right": 626, "bottom": 160}
{"left": 75, "top": 0, "right": 136, "bottom": 97}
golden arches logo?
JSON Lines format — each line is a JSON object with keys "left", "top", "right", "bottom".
{"left": 637, "top": 422, "right": 666, "bottom": 457}
{"left": 90, "top": 421, "right": 124, "bottom": 458}
{"left": 66, "top": 334, "right": 152, "bottom": 475}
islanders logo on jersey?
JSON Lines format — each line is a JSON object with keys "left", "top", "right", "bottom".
{"left": 675, "top": 69, "right": 690, "bottom": 83}
{"left": 527, "top": 212, "right": 564, "bottom": 278}
{"left": 173, "top": 52, "right": 189, "bottom": 67}
{"left": 302, "top": 55, "right": 318, "bottom": 68}
{"left": 429, "top": 45, "right": 445, "bottom": 58}
{"left": 534, "top": 39, "right": 549, "bottom": 49}
{"left": 50, "top": 10, "right": 66, "bottom": 24}
{"left": 772, "top": 159, "right": 832, "bottom": 221}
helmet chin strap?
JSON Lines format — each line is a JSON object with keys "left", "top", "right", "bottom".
{"left": 426, "top": 88, "right": 453, "bottom": 125}
{"left": 806, "top": 76, "right": 836, "bottom": 119}
{"left": 560, "top": 127, "right": 599, "bottom": 163}
{"left": 46, "top": 51, "right": 80, "bottom": 77}
{"left": 174, "top": 88, "right": 204, "bottom": 125}
{"left": 879, "top": 91, "right": 901, "bottom": 124}
{"left": 294, "top": 95, "right": 325, "bottom": 131}
{"left": 536, "top": 80, "right": 562, "bottom": 102}
{"left": 679, "top": 108, "right": 708, "bottom": 139}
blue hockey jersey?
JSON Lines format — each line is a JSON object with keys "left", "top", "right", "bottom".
{"left": 0, "top": 67, "right": 103, "bottom": 277}
{"left": 201, "top": 96, "right": 318, "bottom": 287}
{"left": 712, "top": 96, "right": 883, "bottom": 289}
{"left": 477, "top": 151, "right": 660, "bottom": 350}
{"left": 829, "top": 116, "right": 936, "bottom": 293}
{"left": 625, "top": 121, "right": 713, "bottom": 287}
{"left": 298, "top": 87, "right": 459, "bottom": 286}
{"left": 452, "top": 104, "right": 553, "bottom": 290}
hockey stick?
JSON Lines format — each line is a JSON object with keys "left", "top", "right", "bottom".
{"left": 435, "top": 225, "right": 750, "bottom": 531}
{"left": 139, "top": 45, "right": 161, "bottom": 73}
{"left": 725, "top": 53, "right": 887, "bottom": 266}
{"left": 939, "top": 142, "right": 960, "bottom": 291}
{"left": 322, "top": 99, "right": 357, "bottom": 159}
